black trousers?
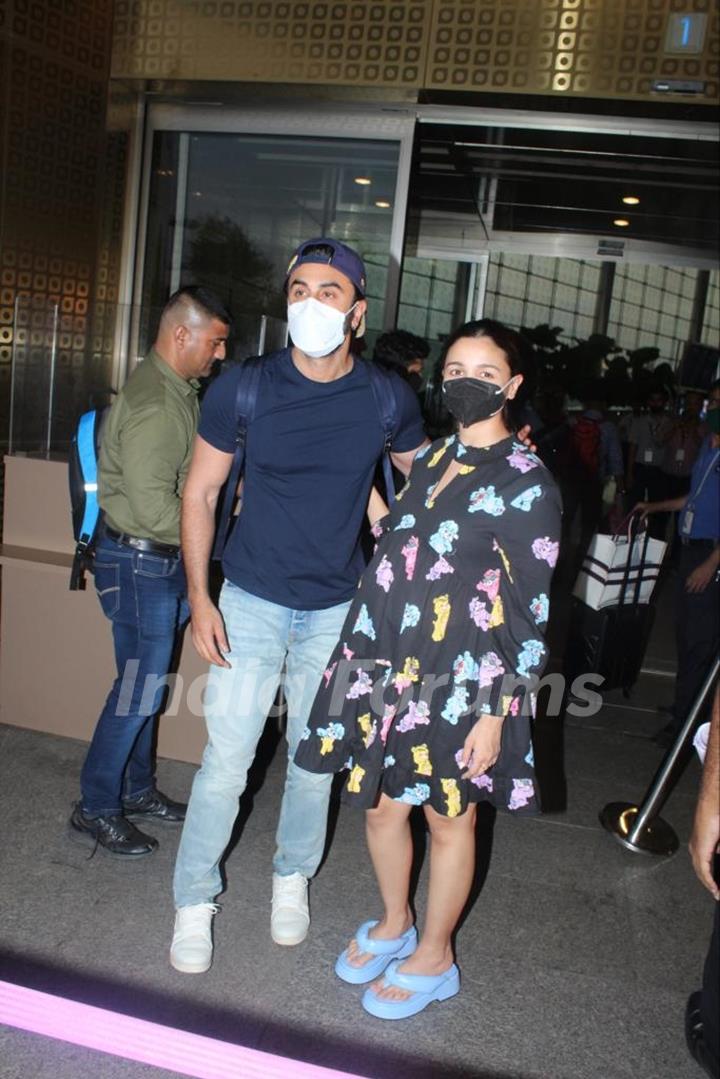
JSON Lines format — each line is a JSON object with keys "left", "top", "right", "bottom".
{"left": 672, "top": 543, "right": 720, "bottom": 731}
{"left": 629, "top": 463, "right": 669, "bottom": 539}
{"left": 562, "top": 475, "right": 603, "bottom": 556}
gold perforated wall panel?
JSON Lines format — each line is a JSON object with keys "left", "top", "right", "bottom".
{"left": 110, "top": 0, "right": 719, "bottom": 102}
{"left": 0, "top": 0, "right": 119, "bottom": 451}
{"left": 426, "top": 0, "right": 718, "bottom": 99}
{"left": 112, "top": 0, "right": 433, "bottom": 86}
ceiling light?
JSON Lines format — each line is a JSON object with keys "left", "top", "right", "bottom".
{"left": 354, "top": 176, "right": 372, "bottom": 186}
{"left": 613, "top": 218, "right": 630, "bottom": 227}
{"left": 622, "top": 196, "right": 640, "bottom": 205}
{"left": 375, "top": 200, "right": 391, "bottom": 208}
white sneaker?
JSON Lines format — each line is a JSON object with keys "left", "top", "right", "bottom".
{"left": 170, "top": 903, "right": 219, "bottom": 973}
{"left": 271, "top": 872, "right": 309, "bottom": 946}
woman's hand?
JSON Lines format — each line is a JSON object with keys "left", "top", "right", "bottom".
{"left": 459, "top": 714, "right": 504, "bottom": 779}
{"left": 633, "top": 500, "right": 652, "bottom": 520}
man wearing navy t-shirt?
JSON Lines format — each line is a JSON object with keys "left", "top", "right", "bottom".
{"left": 170, "top": 239, "right": 428, "bottom": 973}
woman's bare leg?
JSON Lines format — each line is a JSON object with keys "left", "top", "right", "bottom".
{"left": 345, "top": 793, "right": 414, "bottom": 969}
{"left": 371, "top": 802, "right": 476, "bottom": 1001}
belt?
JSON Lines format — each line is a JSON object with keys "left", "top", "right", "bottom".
{"left": 103, "top": 525, "right": 180, "bottom": 557}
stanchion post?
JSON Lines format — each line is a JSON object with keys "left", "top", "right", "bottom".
{"left": 600, "top": 656, "right": 720, "bottom": 856}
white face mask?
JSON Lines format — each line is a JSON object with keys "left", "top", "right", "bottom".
{"left": 287, "top": 297, "right": 357, "bottom": 358}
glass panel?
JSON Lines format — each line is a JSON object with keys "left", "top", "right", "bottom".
{"left": 702, "top": 270, "right": 720, "bottom": 345}
{"left": 607, "top": 263, "right": 698, "bottom": 362}
{"left": 7, "top": 295, "right": 115, "bottom": 457}
{"left": 396, "top": 257, "right": 472, "bottom": 369}
{"left": 483, "top": 254, "right": 600, "bottom": 341}
{"left": 140, "top": 131, "right": 400, "bottom": 360}
{"left": 5, "top": 297, "right": 283, "bottom": 458}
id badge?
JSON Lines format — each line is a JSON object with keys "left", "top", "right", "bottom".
{"left": 675, "top": 448, "right": 685, "bottom": 463}
{"left": 644, "top": 449, "right": 653, "bottom": 463}
{"left": 681, "top": 509, "right": 694, "bottom": 536}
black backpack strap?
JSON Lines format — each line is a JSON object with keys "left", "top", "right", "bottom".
{"left": 212, "top": 358, "right": 264, "bottom": 561}
{"left": 365, "top": 360, "right": 399, "bottom": 505}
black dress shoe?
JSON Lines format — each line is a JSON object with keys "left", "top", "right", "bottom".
{"left": 686, "top": 991, "right": 720, "bottom": 1079}
{"left": 69, "top": 805, "right": 158, "bottom": 856}
{"left": 122, "top": 789, "right": 187, "bottom": 822}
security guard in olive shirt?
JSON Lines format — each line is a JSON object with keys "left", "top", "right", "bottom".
{"left": 69, "top": 287, "right": 230, "bottom": 855}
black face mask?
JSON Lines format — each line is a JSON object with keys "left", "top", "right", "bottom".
{"left": 442, "top": 376, "right": 513, "bottom": 427}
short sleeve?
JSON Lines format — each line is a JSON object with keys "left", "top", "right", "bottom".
{"left": 197, "top": 366, "right": 243, "bottom": 454}
{"left": 389, "top": 372, "right": 427, "bottom": 453}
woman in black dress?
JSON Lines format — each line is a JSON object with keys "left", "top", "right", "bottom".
{"left": 295, "top": 319, "right": 562, "bottom": 1019}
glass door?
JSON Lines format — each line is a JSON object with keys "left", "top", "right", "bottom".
{"left": 130, "top": 106, "right": 414, "bottom": 367}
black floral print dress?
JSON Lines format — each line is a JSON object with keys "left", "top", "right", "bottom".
{"left": 294, "top": 433, "right": 562, "bottom": 818}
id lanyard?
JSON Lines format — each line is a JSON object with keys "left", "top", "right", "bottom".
{"left": 681, "top": 448, "right": 720, "bottom": 537}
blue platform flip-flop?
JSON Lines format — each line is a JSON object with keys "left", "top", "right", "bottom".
{"left": 361, "top": 958, "right": 460, "bottom": 1019}
{"left": 335, "top": 921, "right": 418, "bottom": 985}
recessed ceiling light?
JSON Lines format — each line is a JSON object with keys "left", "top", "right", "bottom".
{"left": 613, "top": 218, "right": 630, "bottom": 227}
{"left": 375, "top": 199, "right": 391, "bottom": 208}
{"left": 622, "top": 196, "right": 640, "bottom": 205}
{"left": 354, "top": 176, "right": 372, "bottom": 186}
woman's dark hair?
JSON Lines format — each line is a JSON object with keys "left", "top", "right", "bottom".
{"left": 426, "top": 318, "right": 532, "bottom": 436}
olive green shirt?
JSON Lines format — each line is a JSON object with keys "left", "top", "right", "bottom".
{"left": 98, "top": 349, "right": 200, "bottom": 546}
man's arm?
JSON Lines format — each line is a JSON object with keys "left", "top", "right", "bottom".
{"left": 689, "top": 690, "right": 720, "bottom": 900}
{"left": 181, "top": 435, "right": 234, "bottom": 667}
{"left": 366, "top": 485, "right": 389, "bottom": 526}
{"left": 390, "top": 439, "right": 430, "bottom": 478}
{"left": 635, "top": 496, "right": 687, "bottom": 516}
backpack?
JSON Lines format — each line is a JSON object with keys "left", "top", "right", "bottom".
{"left": 212, "top": 354, "right": 400, "bottom": 560}
{"left": 570, "top": 415, "right": 603, "bottom": 477}
{"left": 68, "top": 406, "right": 110, "bottom": 591}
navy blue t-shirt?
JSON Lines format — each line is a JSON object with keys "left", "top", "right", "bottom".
{"left": 198, "top": 349, "right": 426, "bottom": 610}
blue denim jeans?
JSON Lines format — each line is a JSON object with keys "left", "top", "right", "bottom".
{"left": 173, "top": 582, "right": 351, "bottom": 908}
{"left": 79, "top": 535, "right": 189, "bottom": 816}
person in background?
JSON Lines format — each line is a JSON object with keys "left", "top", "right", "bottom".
{"left": 636, "top": 379, "right": 720, "bottom": 748}
{"left": 373, "top": 329, "right": 430, "bottom": 399}
{"left": 662, "top": 390, "right": 708, "bottom": 559}
{"left": 69, "top": 287, "right": 231, "bottom": 856}
{"left": 562, "top": 379, "right": 624, "bottom": 557}
{"left": 617, "top": 397, "right": 642, "bottom": 477}
{"left": 531, "top": 384, "right": 571, "bottom": 479}
{"left": 627, "top": 385, "right": 674, "bottom": 540}
{"left": 686, "top": 689, "right": 719, "bottom": 1079}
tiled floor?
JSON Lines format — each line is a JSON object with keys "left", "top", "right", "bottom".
{"left": 0, "top": 577, "right": 714, "bottom": 1079}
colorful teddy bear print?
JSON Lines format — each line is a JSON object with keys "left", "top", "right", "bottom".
{"left": 295, "top": 430, "right": 561, "bottom": 820}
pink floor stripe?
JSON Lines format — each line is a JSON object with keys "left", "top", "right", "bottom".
{"left": 0, "top": 980, "right": 363, "bottom": 1079}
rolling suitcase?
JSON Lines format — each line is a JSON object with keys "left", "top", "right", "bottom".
{"left": 565, "top": 598, "right": 656, "bottom": 695}
{"left": 565, "top": 518, "right": 662, "bottom": 696}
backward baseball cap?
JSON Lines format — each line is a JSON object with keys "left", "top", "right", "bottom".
{"left": 285, "top": 237, "right": 367, "bottom": 337}
{"left": 286, "top": 237, "right": 366, "bottom": 294}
